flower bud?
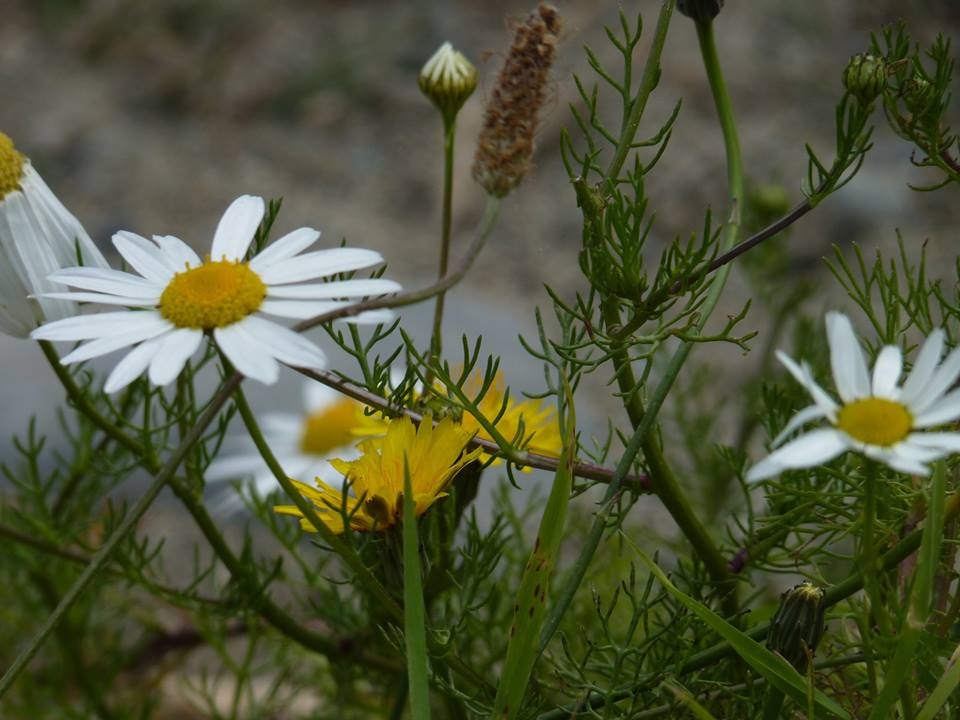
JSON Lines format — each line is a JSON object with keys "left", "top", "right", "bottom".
{"left": 843, "top": 54, "right": 887, "bottom": 105}
{"left": 677, "top": 0, "right": 724, "bottom": 23}
{"left": 0, "top": 131, "right": 108, "bottom": 337}
{"left": 418, "top": 42, "right": 477, "bottom": 121}
{"left": 903, "top": 76, "right": 935, "bottom": 118}
{"left": 766, "top": 582, "right": 827, "bottom": 672}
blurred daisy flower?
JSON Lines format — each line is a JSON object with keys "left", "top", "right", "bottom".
{"left": 747, "top": 311, "right": 960, "bottom": 481}
{"left": 206, "top": 381, "right": 364, "bottom": 515}
{"left": 0, "top": 131, "right": 108, "bottom": 337}
{"left": 275, "top": 414, "right": 482, "bottom": 534}
{"left": 31, "top": 195, "right": 400, "bottom": 392}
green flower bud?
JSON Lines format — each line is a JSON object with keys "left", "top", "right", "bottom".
{"left": 843, "top": 54, "right": 887, "bottom": 105}
{"left": 677, "top": 0, "right": 724, "bottom": 22}
{"left": 418, "top": 42, "right": 477, "bottom": 120}
{"left": 903, "top": 76, "right": 935, "bottom": 118}
{"left": 766, "top": 582, "right": 827, "bottom": 672}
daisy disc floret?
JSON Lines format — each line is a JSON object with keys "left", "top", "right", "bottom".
{"left": 747, "top": 312, "right": 960, "bottom": 481}
{"left": 30, "top": 195, "right": 401, "bottom": 392}
{"left": 275, "top": 415, "right": 483, "bottom": 534}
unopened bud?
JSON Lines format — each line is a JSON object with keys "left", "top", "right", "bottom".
{"left": 473, "top": 3, "right": 561, "bottom": 198}
{"left": 419, "top": 42, "right": 477, "bottom": 120}
{"left": 677, "top": 0, "right": 724, "bottom": 23}
{"left": 766, "top": 582, "right": 827, "bottom": 672}
{"left": 843, "top": 54, "right": 887, "bottom": 105}
{"left": 903, "top": 76, "right": 935, "bottom": 118}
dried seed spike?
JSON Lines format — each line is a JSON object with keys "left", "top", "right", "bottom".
{"left": 472, "top": 3, "right": 562, "bottom": 198}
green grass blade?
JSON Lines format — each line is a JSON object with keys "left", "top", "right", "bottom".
{"left": 915, "top": 642, "right": 960, "bottom": 720}
{"left": 663, "top": 679, "right": 720, "bottom": 719}
{"left": 403, "top": 460, "right": 431, "bottom": 720}
{"left": 623, "top": 534, "right": 850, "bottom": 720}
{"left": 869, "top": 460, "right": 945, "bottom": 719}
{"left": 491, "top": 400, "right": 575, "bottom": 719}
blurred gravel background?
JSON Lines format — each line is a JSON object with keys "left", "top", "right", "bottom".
{"left": 0, "top": 0, "right": 957, "bottom": 522}
{"left": 0, "top": 2, "right": 958, "bottom": 715}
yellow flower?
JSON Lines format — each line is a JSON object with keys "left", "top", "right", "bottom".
{"left": 461, "top": 372, "right": 561, "bottom": 462}
{"left": 275, "top": 415, "right": 482, "bottom": 534}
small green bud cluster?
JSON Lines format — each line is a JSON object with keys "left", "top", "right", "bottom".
{"left": 843, "top": 53, "right": 887, "bottom": 105}
{"left": 677, "top": 0, "right": 724, "bottom": 23}
{"left": 766, "top": 582, "right": 827, "bottom": 672}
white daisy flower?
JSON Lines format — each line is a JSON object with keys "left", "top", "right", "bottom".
{"left": 747, "top": 311, "right": 960, "bottom": 481}
{"left": 30, "top": 195, "right": 401, "bottom": 392}
{"left": 207, "top": 381, "right": 364, "bottom": 516}
{"left": 0, "top": 131, "right": 109, "bottom": 337}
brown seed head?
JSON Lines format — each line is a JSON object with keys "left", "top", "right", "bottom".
{"left": 472, "top": 3, "right": 561, "bottom": 198}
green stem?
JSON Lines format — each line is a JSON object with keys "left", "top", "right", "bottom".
{"left": 428, "top": 115, "right": 457, "bottom": 368}
{"left": 228, "top": 373, "right": 404, "bottom": 622}
{"left": 165, "top": 477, "right": 400, "bottom": 674}
{"left": 862, "top": 460, "right": 893, "bottom": 640}
{"left": 402, "top": 464, "right": 431, "bottom": 720}
{"left": 603, "top": 0, "right": 675, "bottom": 186}
{"left": 604, "top": 301, "right": 736, "bottom": 616}
{"left": 0, "top": 373, "right": 242, "bottom": 700}
{"left": 229, "top": 365, "right": 494, "bottom": 695}
{"left": 30, "top": 572, "right": 115, "bottom": 720}
{"left": 39, "top": 340, "right": 144, "bottom": 457}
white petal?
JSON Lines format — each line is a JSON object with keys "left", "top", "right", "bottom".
{"left": 745, "top": 428, "right": 850, "bottom": 483}
{"left": 248, "top": 228, "right": 320, "bottom": 272}
{"left": 887, "top": 441, "right": 945, "bottom": 463}
{"left": 104, "top": 336, "right": 168, "bottom": 393}
{"left": 913, "top": 387, "right": 960, "bottom": 428}
{"left": 112, "top": 231, "right": 177, "bottom": 283}
{"left": 776, "top": 351, "right": 839, "bottom": 417}
{"left": 238, "top": 316, "right": 326, "bottom": 369}
{"left": 61, "top": 320, "right": 173, "bottom": 363}
{"left": 826, "top": 312, "right": 870, "bottom": 402}
{"left": 259, "top": 299, "right": 346, "bottom": 320}
{"left": 863, "top": 445, "right": 931, "bottom": 476}
{"left": 903, "top": 431, "right": 960, "bottom": 453}
{"left": 772, "top": 405, "right": 828, "bottom": 447}
{"left": 153, "top": 235, "right": 201, "bottom": 270}
{"left": 266, "top": 278, "right": 402, "bottom": 300}
{"left": 871, "top": 345, "right": 903, "bottom": 399}
{"left": 210, "top": 195, "right": 265, "bottom": 261}
{"left": 148, "top": 328, "right": 204, "bottom": 385}
{"left": 342, "top": 308, "right": 395, "bottom": 325}
{"left": 908, "top": 346, "right": 960, "bottom": 415}
{"left": 47, "top": 267, "right": 163, "bottom": 298}
{"left": 40, "top": 291, "right": 158, "bottom": 307}
{"left": 258, "top": 248, "right": 383, "bottom": 285}
{"left": 900, "top": 329, "right": 945, "bottom": 405}
{"left": 31, "top": 310, "right": 169, "bottom": 341}
{"left": 214, "top": 322, "right": 280, "bottom": 384}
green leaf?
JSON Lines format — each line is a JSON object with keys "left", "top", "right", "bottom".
{"left": 403, "top": 459, "right": 431, "bottom": 720}
{"left": 915, "top": 642, "right": 960, "bottom": 720}
{"left": 491, "top": 399, "right": 576, "bottom": 719}
{"left": 623, "top": 534, "right": 850, "bottom": 720}
{"left": 869, "top": 460, "right": 946, "bottom": 719}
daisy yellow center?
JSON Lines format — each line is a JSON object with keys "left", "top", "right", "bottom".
{"left": 159, "top": 260, "right": 266, "bottom": 330}
{"left": 836, "top": 397, "right": 913, "bottom": 447}
{"left": 299, "top": 399, "right": 359, "bottom": 455}
{"left": 0, "top": 132, "right": 25, "bottom": 200}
